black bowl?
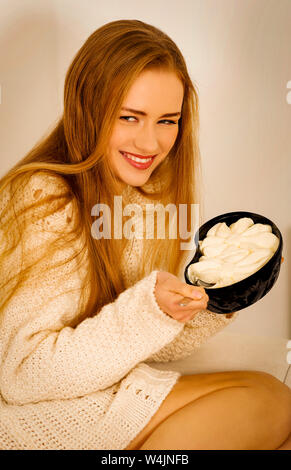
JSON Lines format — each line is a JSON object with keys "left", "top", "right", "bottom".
{"left": 184, "top": 211, "right": 283, "bottom": 314}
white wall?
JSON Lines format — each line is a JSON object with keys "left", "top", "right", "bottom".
{"left": 1, "top": 0, "right": 290, "bottom": 339}
{"left": 0, "top": 0, "right": 60, "bottom": 175}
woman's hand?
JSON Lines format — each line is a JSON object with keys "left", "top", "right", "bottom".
{"left": 154, "top": 271, "right": 209, "bottom": 323}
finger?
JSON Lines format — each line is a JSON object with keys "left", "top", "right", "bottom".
{"left": 178, "top": 292, "right": 209, "bottom": 308}
{"left": 178, "top": 297, "right": 192, "bottom": 307}
{"left": 168, "top": 280, "right": 206, "bottom": 302}
{"left": 179, "top": 298, "right": 209, "bottom": 311}
{"left": 169, "top": 291, "right": 205, "bottom": 306}
{"left": 169, "top": 310, "right": 191, "bottom": 323}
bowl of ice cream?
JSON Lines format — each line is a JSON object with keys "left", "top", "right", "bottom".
{"left": 184, "top": 211, "right": 283, "bottom": 314}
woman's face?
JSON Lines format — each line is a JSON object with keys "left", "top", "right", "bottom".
{"left": 107, "top": 68, "right": 184, "bottom": 188}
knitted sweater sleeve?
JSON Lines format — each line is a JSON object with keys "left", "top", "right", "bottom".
{"left": 145, "top": 310, "right": 238, "bottom": 363}
{"left": 0, "top": 173, "right": 184, "bottom": 406}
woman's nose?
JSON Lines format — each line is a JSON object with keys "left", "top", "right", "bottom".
{"left": 134, "top": 123, "right": 159, "bottom": 154}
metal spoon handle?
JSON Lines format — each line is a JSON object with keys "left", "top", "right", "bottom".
{"left": 192, "top": 277, "right": 215, "bottom": 288}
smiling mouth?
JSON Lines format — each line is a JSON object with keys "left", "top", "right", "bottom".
{"left": 120, "top": 151, "right": 156, "bottom": 162}
{"left": 119, "top": 151, "right": 157, "bottom": 169}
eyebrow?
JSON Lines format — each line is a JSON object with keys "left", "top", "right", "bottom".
{"left": 121, "top": 107, "right": 181, "bottom": 118}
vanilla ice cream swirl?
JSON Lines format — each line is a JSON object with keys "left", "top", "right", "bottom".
{"left": 187, "top": 217, "right": 279, "bottom": 288}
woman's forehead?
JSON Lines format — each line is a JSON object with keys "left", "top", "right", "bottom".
{"left": 122, "top": 69, "right": 184, "bottom": 113}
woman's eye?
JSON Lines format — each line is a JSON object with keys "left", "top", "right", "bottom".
{"left": 120, "top": 116, "right": 136, "bottom": 122}
{"left": 160, "top": 119, "right": 178, "bottom": 125}
{"left": 119, "top": 116, "right": 178, "bottom": 125}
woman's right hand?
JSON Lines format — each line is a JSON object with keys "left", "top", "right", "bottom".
{"left": 154, "top": 271, "right": 209, "bottom": 323}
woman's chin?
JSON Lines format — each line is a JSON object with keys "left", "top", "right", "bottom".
{"left": 116, "top": 171, "right": 152, "bottom": 188}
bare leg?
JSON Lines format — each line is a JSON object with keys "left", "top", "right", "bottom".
{"left": 125, "top": 371, "right": 291, "bottom": 450}
{"left": 140, "top": 384, "right": 291, "bottom": 450}
{"left": 276, "top": 431, "right": 291, "bottom": 450}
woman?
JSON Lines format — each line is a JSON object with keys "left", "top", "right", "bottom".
{"left": 0, "top": 19, "right": 290, "bottom": 450}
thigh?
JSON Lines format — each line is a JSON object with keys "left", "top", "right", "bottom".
{"left": 125, "top": 369, "right": 273, "bottom": 450}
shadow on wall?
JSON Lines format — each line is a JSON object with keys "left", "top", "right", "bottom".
{"left": 0, "top": 6, "right": 59, "bottom": 178}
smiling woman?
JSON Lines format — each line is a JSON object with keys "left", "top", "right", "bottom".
{"left": 0, "top": 18, "right": 290, "bottom": 451}
{"left": 107, "top": 68, "right": 184, "bottom": 188}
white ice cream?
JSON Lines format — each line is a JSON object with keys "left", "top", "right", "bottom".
{"left": 187, "top": 217, "right": 279, "bottom": 288}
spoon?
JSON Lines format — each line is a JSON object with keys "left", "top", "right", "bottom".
{"left": 179, "top": 277, "right": 215, "bottom": 307}
{"left": 191, "top": 276, "right": 216, "bottom": 288}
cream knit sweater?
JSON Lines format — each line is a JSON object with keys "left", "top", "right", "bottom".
{"left": 0, "top": 172, "right": 237, "bottom": 450}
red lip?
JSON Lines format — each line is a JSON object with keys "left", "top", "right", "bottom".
{"left": 120, "top": 151, "right": 157, "bottom": 159}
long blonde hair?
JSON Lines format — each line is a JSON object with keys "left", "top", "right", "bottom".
{"left": 0, "top": 19, "right": 202, "bottom": 324}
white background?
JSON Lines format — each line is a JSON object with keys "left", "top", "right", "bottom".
{"left": 0, "top": 0, "right": 290, "bottom": 339}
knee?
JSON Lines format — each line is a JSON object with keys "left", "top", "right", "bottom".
{"left": 244, "top": 371, "right": 291, "bottom": 439}
{"left": 232, "top": 370, "right": 289, "bottom": 393}
{"left": 244, "top": 370, "right": 290, "bottom": 397}
{"left": 243, "top": 370, "right": 291, "bottom": 406}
